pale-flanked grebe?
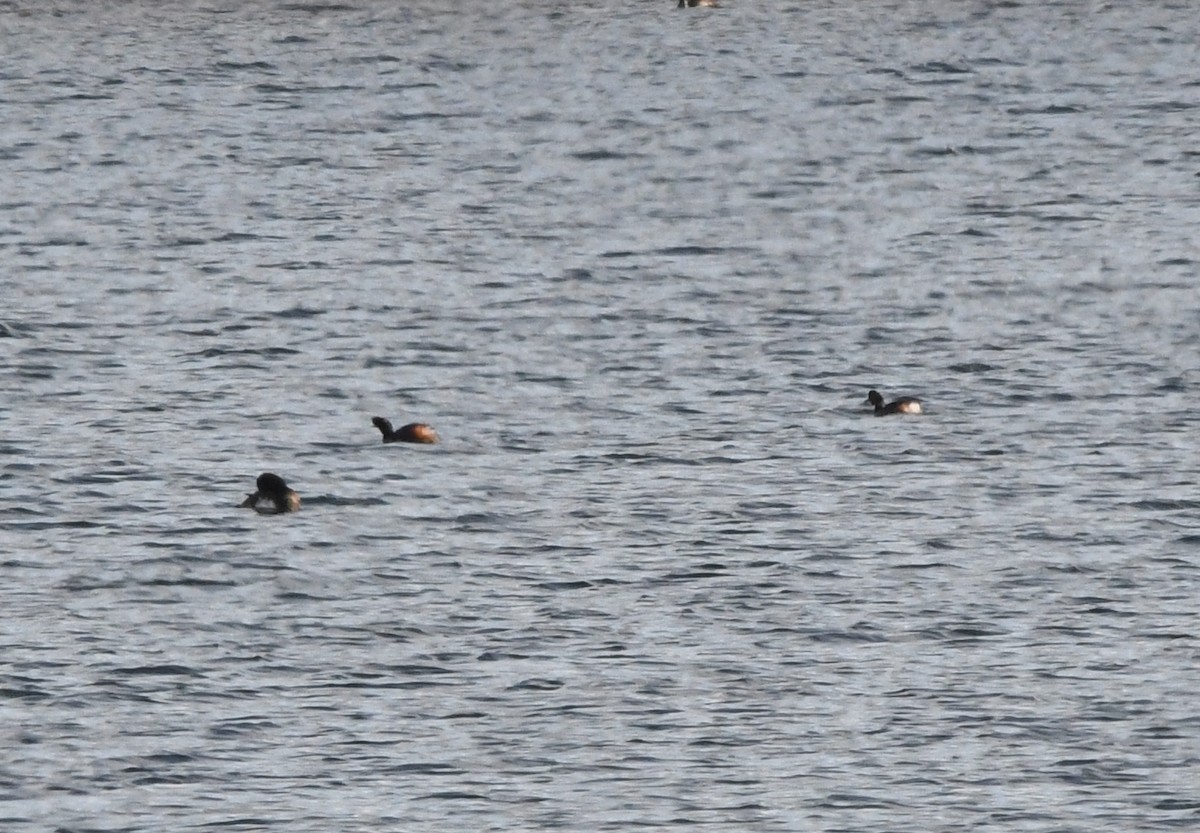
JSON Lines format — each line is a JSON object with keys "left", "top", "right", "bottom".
{"left": 240, "top": 472, "right": 301, "bottom": 513}
{"left": 866, "top": 389, "right": 923, "bottom": 416}
{"left": 372, "top": 416, "right": 439, "bottom": 444}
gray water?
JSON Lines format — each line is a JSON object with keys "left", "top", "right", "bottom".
{"left": 2, "top": 1, "right": 1199, "bottom": 830}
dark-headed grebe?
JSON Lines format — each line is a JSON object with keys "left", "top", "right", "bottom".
{"left": 240, "top": 472, "right": 301, "bottom": 513}
{"left": 372, "top": 416, "right": 439, "bottom": 444}
{"left": 866, "top": 389, "right": 923, "bottom": 416}
{"left": 679, "top": 0, "right": 719, "bottom": 6}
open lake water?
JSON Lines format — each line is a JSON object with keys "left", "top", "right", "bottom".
{"left": 2, "top": 1, "right": 1199, "bottom": 830}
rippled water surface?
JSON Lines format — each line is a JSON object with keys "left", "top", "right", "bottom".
{"left": 3, "top": 1, "right": 1199, "bottom": 830}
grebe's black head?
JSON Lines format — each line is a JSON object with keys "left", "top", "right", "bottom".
{"left": 371, "top": 416, "right": 394, "bottom": 435}
{"left": 256, "top": 472, "right": 291, "bottom": 499}
{"left": 866, "top": 390, "right": 884, "bottom": 409}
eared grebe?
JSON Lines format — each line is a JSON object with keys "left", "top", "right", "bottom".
{"left": 866, "top": 389, "right": 923, "bottom": 416}
{"left": 240, "top": 472, "right": 301, "bottom": 513}
{"left": 372, "top": 416, "right": 439, "bottom": 444}
{"left": 678, "top": 0, "right": 719, "bottom": 6}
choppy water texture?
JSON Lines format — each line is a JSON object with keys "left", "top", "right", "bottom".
{"left": 2, "top": 1, "right": 1199, "bottom": 830}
